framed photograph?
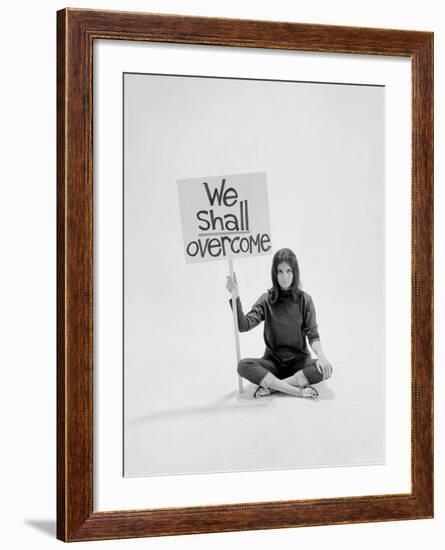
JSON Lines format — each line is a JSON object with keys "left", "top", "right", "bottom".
{"left": 57, "top": 8, "right": 433, "bottom": 542}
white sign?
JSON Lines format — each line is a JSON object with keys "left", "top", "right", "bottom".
{"left": 177, "top": 172, "right": 272, "bottom": 263}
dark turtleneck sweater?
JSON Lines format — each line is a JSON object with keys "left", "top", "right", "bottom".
{"left": 231, "top": 289, "right": 320, "bottom": 364}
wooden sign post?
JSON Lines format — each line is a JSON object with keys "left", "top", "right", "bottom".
{"left": 177, "top": 172, "right": 272, "bottom": 392}
{"left": 228, "top": 258, "right": 243, "bottom": 393}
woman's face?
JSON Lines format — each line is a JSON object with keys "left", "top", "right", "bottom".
{"left": 277, "top": 261, "right": 293, "bottom": 290}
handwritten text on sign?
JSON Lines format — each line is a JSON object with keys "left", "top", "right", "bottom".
{"left": 177, "top": 172, "right": 272, "bottom": 263}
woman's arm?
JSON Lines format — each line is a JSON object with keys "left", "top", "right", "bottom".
{"left": 310, "top": 340, "right": 333, "bottom": 380}
{"left": 226, "top": 274, "right": 265, "bottom": 332}
{"left": 303, "top": 294, "right": 333, "bottom": 380}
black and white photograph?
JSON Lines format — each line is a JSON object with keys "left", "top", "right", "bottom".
{"left": 2, "top": 0, "right": 440, "bottom": 548}
{"left": 123, "top": 72, "right": 385, "bottom": 477}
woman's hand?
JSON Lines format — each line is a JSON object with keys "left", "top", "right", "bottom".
{"left": 226, "top": 273, "right": 239, "bottom": 297}
{"left": 310, "top": 341, "right": 333, "bottom": 380}
{"left": 315, "top": 355, "right": 333, "bottom": 380}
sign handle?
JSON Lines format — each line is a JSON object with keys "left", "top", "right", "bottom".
{"left": 229, "top": 259, "right": 244, "bottom": 393}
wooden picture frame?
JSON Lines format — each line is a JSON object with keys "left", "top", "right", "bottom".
{"left": 57, "top": 8, "right": 433, "bottom": 542}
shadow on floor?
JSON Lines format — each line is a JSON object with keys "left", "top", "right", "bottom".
{"left": 316, "top": 382, "right": 336, "bottom": 400}
{"left": 131, "top": 382, "right": 335, "bottom": 424}
{"left": 24, "top": 519, "right": 56, "bottom": 538}
{"left": 132, "top": 389, "right": 270, "bottom": 424}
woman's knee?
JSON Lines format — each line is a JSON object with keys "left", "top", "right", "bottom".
{"left": 237, "top": 358, "right": 251, "bottom": 377}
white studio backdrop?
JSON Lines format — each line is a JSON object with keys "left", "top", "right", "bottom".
{"left": 2, "top": 1, "right": 443, "bottom": 550}
{"left": 123, "top": 72, "right": 386, "bottom": 477}
{"left": 95, "top": 40, "right": 410, "bottom": 510}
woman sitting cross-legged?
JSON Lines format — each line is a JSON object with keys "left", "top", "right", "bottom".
{"left": 226, "top": 248, "right": 333, "bottom": 399}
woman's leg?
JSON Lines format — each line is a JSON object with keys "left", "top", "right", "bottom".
{"left": 260, "top": 372, "right": 315, "bottom": 397}
{"left": 238, "top": 356, "right": 319, "bottom": 398}
{"left": 281, "top": 370, "right": 310, "bottom": 387}
{"left": 237, "top": 357, "right": 300, "bottom": 396}
{"left": 282, "top": 357, "right": 325, "bottom": 387}
{"left": 237, "top": 357, "right": 278, "bottom": 386}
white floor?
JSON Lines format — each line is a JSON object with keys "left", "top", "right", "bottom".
{"left": 124, "top": 353, "right": 385, "bottom": 477}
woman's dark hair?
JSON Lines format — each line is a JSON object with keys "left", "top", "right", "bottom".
{"left": 269, "top": 248, "right": 301, "bottom": 303}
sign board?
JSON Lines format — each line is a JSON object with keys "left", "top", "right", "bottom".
{"left": 177, "top": 172, "right": 272, "bottom": 264}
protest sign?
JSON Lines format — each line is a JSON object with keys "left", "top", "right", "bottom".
{"left": 177, "top": 172, "right": 272, "bottom": 264}
{"left": 177, "top": 172, "right": 273, "bottom": 392}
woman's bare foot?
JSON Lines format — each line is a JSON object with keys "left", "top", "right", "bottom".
{"left": 253, "top": 386, "right": 272, "bottom": 398}
{"left": 299, "top": 386, "right": 318, "bottom": 398}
